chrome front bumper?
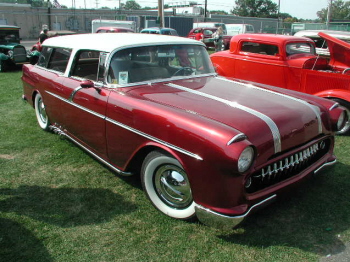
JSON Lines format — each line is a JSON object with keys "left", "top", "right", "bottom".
{"left": 195, "top": 194, "right": 277, "bottom": 230}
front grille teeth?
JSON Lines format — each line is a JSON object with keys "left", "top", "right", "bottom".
{"left": 258, "top": 143, "right": 320, "bottom": 181}
{"left": 245, "top": 140, "right": 329, "bottom": 193}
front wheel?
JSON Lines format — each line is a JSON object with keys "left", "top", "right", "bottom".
{"left": 34, "top": 93, "right": 50, "bottom": 131}
{"left": 141, "top": 151, "right": 196, "bottom": 220}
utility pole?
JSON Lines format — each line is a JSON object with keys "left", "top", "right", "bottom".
{"left": 326, "top": 0, "right": 332, "bottom": 29}
{"left": 158, "top": 0, "right": 164, "bottom": 27}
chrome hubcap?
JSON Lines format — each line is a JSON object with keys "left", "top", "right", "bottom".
{"left": 38, "top": 98, "right": 47, "bottom": 123}
{"left": 154, "top": 165, "right": 192, "bottom": 209}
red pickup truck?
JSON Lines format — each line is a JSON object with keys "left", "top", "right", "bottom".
{"left": 211, "top": 33, "right": 350, "bottom": 134}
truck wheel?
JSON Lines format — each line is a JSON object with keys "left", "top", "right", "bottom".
{"left": 331, "top": 98, "right": 350, "bottom": 135}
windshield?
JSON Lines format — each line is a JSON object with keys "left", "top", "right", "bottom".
{"left": 286, "top": 42, "right": 315, "bottom": 56}
{"left": 0, "top": 29, "right": 20, "bottom": 44}
{"left": 108, "top": 44, "right": 215, "bottom": 85}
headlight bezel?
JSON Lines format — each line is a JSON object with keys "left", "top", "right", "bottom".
{"left": 238, "top": 146, "right": 255, "bottom": 173}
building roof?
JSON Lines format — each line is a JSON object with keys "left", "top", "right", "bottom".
{"left": 42, "top": 33, "right": 201, "bottom": 52}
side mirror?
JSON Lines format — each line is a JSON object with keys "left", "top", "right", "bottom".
{"left": 80, "top": 80, "right": 95, "bottom": 88}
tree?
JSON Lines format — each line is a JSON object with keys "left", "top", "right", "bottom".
{"left": 123, "top": 0, "right": 141, "bottom": 10}
{"left": 317, "top": 0, "right": 350, "bottom": 22}
{"left": 231, "top": 0, "right": 278, "bottom": 18}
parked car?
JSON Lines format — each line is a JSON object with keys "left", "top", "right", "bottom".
{"left": 22, "top": 33, "right": 347, "bottom": 229}
{"left": 95, "top": 27, "right": 134, "bottom": 33}
{"left": 193, "top": 22, "right": 227, "bottom": 34}
{"left": 211, "top": 33, "right": 350, "bottom": 134}
{"left": 0, "top": 25, "right": 32, "bottom": 72}
{"left": 140, "top": 27, "right": 178, "bottom": 36}
{"left": 294, "top": 29, "right": 350, "bottom": 57}
{"left": 187, "top": 27, "right": 232, "bottom": 50}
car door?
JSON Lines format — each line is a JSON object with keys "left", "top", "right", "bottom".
{"left": 234, "top": 40, "right": 286, "bottom": 88}
{"left": 59, "top": 50, "right": 110, "bottom": 158}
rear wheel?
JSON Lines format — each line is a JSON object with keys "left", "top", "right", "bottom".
{"left": 0, "top": 60, "right": 7, "bottom": 72}
{"left": 330, "top": 98, "right": 350, "bottom": 135}
{"left": 141, "top": 151, "right": 196, "bottom": 220}
{"left": 34, "top": 93, "right": 50, "bottom": 131}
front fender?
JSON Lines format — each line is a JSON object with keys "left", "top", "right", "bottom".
{"left": 0, "top": 53, "right": 9, "bottom": 61}
{"left": 314, "top": 89, "right": 350, "bottom": 103}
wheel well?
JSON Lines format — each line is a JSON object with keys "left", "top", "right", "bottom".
{"left": 327, "top": 97, "right": 350, "bottom": 109}
{"left": 31, "top": 91, "right": 38, "bottom": 108}
{"left": 125, "top": 146, "right": 173, "bottom": 176}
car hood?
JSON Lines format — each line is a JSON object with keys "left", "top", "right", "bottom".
{"left": 127, "top": 76, "right": 324, "bottom": 158}
{"left": 318, "top": 31, "right": 350, "bottom": 67}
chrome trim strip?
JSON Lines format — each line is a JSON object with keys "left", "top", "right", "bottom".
{"left": 329, "top": 103, "right": 339, "bottom": 111}
{"left": 69, "top": 86, "right": 83, "bottom": 101}
{"left": 195, "top": 194, "right": 277, "bottom": 230}
{"left": 218, "top": 78, "right": 323, "bottom": 134}
{"left": 314, "top": 159, "right": 337, "bottom": 173}
{"left": 227, "top": 133, "right": 247, "bottom": 145}
{"left": 167, "top": 83, "right": 281, "bottom": 153}
{"left": 106, "top": 117, "right": 203, "bottom": 161}
{"left": 49, "top": 125, "right": 133, "bottom": 176}
{"left": 46, "top": 91, "right": 203, "bottom": 161}
{"left": 47, "top": 91, "right": 105, "bottom": 119}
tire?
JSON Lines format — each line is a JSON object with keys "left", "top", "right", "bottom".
{"left": 330, "top": 98, "right": 350, "bottom": 135}
{"left": 34, "top": 93, "right": 50, "bottom": 131}
{"left": 0, "top": 60, "right": 7, "bottom": 72}
{"left": 141, "top": 151, "right": 196, "bottom": 220}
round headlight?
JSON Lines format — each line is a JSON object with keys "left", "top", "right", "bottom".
{"left": 238, "top": 146, "right": 254, "bottom": 173}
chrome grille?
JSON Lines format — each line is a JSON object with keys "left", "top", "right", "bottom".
{"left": 245, "top": 139, "right": 330, "bottom": 193}
{"left": 13, "top": 46, "right": 27, "bottom": 63}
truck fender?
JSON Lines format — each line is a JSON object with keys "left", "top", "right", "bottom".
{"left": 314, "top": 89, "right": 350, "bottom": 104}
{"left": 0, "top": 53, "right": 9, "bottom": 61}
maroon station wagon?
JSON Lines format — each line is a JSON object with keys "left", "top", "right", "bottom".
{"left": 22, "top": 33, "right": 348, "bottom": 229}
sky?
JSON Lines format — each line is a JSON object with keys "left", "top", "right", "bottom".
{"left": 56, "top": 0, "right": 330, "bottom": 20}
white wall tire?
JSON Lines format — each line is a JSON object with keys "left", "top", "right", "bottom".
{"left": 34, "top": 93, "right": 50, "bottom": 131}
{"left": 141, "top": 151, "right": 196, "bottom": 220}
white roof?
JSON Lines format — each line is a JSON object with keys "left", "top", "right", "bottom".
{"left": 42, "top": 33, "right": 203, "bottom": 52}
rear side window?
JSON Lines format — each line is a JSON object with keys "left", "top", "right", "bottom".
{"left": 241, "top": 41, "right": 279, "bottom": 56}
{"left": 47, "top": 48, "right": 72, "bottom": 73}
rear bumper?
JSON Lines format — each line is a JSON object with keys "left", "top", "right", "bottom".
{"left": 195, "top": 194, "right": 277, "bottom": 230}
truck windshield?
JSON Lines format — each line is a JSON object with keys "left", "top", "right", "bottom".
{"left": 0, "top": 30, "right": 20, "bottom": 44}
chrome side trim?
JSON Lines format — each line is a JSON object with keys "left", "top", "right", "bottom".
{"left": 106, "top": 117, "right": 203, "bottom": 160}
{"left": 46, "top": 91, "right": 203, "bottom": 161}
{"left": 49, "top": 125, "right": 133, "bottom": 176}
{"left": 218, "top": 78, "right": 323, "bottom": 134}
{"left": 47, "top": 91, "right": 105, "bottom": 119}
{"left": 314, "top": 159, "right": 337, "bottom": 174}
{"left": 227, "top": 133, "right": 247, "bottom": 145}
{"left": 69, "top": 86, "right": 83, "bottom": 101}
{"left": 195, "top": 194, "right": 277, "bottom": 230}
{"left": 329, "top": 103, "right": 339, "bottom": 111}
{"left": 167, "top": 83, "right": 281, "bottom": 153}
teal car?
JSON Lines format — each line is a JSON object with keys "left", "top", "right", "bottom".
{"left": 0, "top": 25, "right": 37, "bottom": 72}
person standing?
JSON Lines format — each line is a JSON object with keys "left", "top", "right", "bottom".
{"left": 39, "top": 29, "right": 49, "bottom": 44}
{"left": 212, "top": 26, "right": 224, "bottom": 52}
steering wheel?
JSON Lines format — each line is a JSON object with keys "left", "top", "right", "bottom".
{"left": 172, "top": 67, "right": 194, "bottom": 76}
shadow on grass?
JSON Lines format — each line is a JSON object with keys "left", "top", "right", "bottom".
{"left": 0, "top": 185, "right": 137, "bottom": 227}
{"left": 0, "top": 218, "right": 53, "bottom": 262}
{"left": 218, "top": 162, "right": 350, "bottom": 256}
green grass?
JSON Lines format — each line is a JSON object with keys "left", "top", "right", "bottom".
{"left": 1, "top": 70, "right": 349, "bottom": 262}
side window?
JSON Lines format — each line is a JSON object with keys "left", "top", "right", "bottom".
{"left": 47, "top": 48, "right": 72, "bottom": 73}
{"left": 241, "top": 42, "right": 279, "bottom": 56}
{"left": 70, "top": 50, "right": 102, "bottom": 81}
{"left": 37, "top": 47, "right": 53, "bottom": 68}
